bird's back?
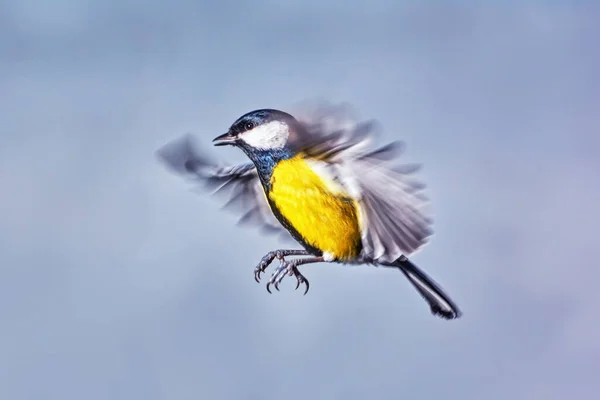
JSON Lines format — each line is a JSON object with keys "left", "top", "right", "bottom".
{"left": 266, "top": 154, "right": 363, "bottom": 261}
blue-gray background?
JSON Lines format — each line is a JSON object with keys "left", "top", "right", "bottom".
{"left": 1, "top": 1, "right": 599, "bottom": 399}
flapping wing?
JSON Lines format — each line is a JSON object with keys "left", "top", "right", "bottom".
{"left": 156, "top": 134, "right": 290, "bottom": 238}
{"left": 353, "top": 151, "right": 433, "bottom": 263}
{"left": 291, "top": 101, "right": 433, "bottom": 263}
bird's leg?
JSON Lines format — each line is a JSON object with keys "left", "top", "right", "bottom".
{"left": 254, "top": 249, "right": 311, "bottom": 282}
{"left": 266, "top": 256, "right": 324, "bottom": 295}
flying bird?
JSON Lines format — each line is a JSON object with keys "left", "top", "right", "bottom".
{"left": 157, "top": 102, "right": 462, "bottom": 319}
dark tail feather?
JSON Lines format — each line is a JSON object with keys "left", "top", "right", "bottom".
{"left": 383, "top": 256, "right": 462, "bottom": 320}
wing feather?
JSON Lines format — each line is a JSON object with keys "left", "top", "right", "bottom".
{"left": 290, "top": 101, "right": 434, "bottom": 263}
{"left": 156, "top": 134, "right": 289, "bottom": 238}
{"left": 355, "top": 159, "right": 433, "bottom": 262}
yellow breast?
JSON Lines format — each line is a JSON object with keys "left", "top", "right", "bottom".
{"left": 267, "top": 155, "right": 362, "bottom": 261}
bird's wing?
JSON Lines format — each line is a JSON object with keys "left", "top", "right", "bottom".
{"left": 292, "top": 101, "right": 433, "bottom": 263}
{"left": 156, "top": 134, "right": 290, "bottom": 238}
{"left": 351, "top": 149, "right": 433, "bottom": 263}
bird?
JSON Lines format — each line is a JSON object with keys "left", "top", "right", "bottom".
{"left": 156, "top": 102, "right": 462, "bottom": 319}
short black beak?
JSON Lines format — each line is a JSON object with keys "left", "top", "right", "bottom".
{"left": 212, "top": 132, "right": 237, "bottom": 147}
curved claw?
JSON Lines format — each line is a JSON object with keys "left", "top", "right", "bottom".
{"left": 292, "top": 268, "right": 310, "bottom": 295}
{"left": 273, "top": 273, "right": 282, "bottom": 291}
{"left": 266, "top": 264, "right": 285, "bottom": 294}
{"left": 302, "top": 280, "right": 310, "bottom": 295}
{"left": 254, "top": 251, "right": 278, "bottom": 283}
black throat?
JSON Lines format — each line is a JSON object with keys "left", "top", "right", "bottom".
{"left": 239, "top": 146, "right": 294, "bottom": 188}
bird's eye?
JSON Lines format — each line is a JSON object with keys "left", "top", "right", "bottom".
{"left": 245, "top": 122, "right": 254, "bottom": 130}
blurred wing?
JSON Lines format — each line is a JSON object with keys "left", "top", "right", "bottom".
{"left": 289, "top": 100, "right": 375, "bottom": 160}
{"left": 353, "top": 152, "right": 433, "bottom": 263}
{"left": 156, "top": 134, "right": 290, "bottom": 238}
{"left": 292, "top": 101, "right": 433, "bottom": 263}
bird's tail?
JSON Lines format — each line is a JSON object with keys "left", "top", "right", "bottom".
{"left": 381, "top": 256, "right": 462, "bottom": 320}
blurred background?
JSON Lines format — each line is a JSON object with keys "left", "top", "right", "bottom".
{"left": 1, "top": 1, "right": 599, "bottom": 399}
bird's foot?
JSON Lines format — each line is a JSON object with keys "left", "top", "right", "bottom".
{"left": 253, "top": 251, "right": 281, "bottom": 283}
{"left": 265, "top": 260, "right": 310, "bottom": 295}
{"left": 254, "top": 250, "right": 315, "bottom": 295}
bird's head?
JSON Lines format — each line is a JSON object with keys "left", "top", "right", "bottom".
{"left": 212, "top": 109, "right": 299, "bottom": 153}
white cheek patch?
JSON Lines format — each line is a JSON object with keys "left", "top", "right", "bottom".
{"left": 241, "top": 121, "right": 290, "bottom": 150}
